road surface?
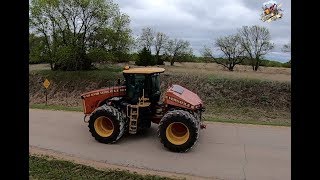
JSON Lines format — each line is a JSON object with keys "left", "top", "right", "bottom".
{"left": 29, "top": 109, "right": 290, "bottom": 180}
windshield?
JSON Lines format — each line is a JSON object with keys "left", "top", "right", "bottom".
{"left": 151, "top": 74, "right": 160, "bottom": 93}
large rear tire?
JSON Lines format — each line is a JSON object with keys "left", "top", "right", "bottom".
{"left": 158, "top": 110, "right": 199, "bottom": 152}
{"left": 88, "top": 105, "right": 126, "bottom": 144}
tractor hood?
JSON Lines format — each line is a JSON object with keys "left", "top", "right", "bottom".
{"left": 164, "top": 84, "right": 204, "bottom": 110}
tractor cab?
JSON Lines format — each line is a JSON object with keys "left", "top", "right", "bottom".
{"left": 122, "top": 66, "right": 165, "bottom": 105}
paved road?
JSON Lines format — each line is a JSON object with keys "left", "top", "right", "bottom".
{"left": 29, "top": 109, "right": 290, "bottom": 180}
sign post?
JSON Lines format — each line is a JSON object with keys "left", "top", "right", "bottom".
{"left": 43, "top": 79, "right": 50, "bottom": 105}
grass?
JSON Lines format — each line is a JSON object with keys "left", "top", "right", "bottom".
{"left": 30, "top": 62, "right": 291, "bottom": 83}
{"left": 30, "top": 64, "right": 123, "bottom": 82}
{"left": 163, "top": 62, "right": 291, "bottom": 82}
{"left": 29, "top": 155, "right": 178, "bottom": 180}
{"left": 29, "top": 103, "right": 290, "bottom": 126}
{"left": 207, "top": 117, "right": 290, "bottom": 126}
{"left": 204, "top": 104, "right": 291, "bottom": 126}
{"left": 30, "top": 104, "right": 83, "bottom": 112}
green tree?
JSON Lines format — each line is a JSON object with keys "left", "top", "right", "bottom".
{"left": 238, "top": 25, "right": 274, "bottom": 71}
{"left": 88, "top": 13, "right": 133, "bottom": 63}
{"left": 30, "top": 0, "right": 132, "bottom": 70}
{"left": 135, "top": 47, "right": 155, "bottom": 66}
{"left": 29, "top": 33, "right": 48, "bottom": 64}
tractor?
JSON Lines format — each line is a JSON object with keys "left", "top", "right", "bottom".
{"left": 80, "top": 66, "right": 206, "bottom": 152}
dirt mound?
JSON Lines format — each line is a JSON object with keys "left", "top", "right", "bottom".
{"left": 29, "top": 73, "right": 290, "bottom": 111}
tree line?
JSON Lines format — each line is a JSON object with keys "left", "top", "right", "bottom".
{"left": 134, "top": 27, "right": 193, "bottom": 66}
{"left": 29, "top": 0, "right": 290, "bottom": 71}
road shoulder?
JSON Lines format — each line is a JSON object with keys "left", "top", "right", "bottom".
{"left": 30, "top": 146, "right": 217, "bottom": 180}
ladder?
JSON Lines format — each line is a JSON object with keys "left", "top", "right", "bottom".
{"left": 126, "top": 89, "right": 151, "bottom": 134}
{"left": 128, "top": 105, "right": 139, "bottom": 134}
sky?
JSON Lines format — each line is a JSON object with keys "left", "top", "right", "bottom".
{"left": 113, "top": 0, "right": 291, "bottom": 62}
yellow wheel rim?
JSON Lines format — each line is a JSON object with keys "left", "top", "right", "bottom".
{"left": 166, "top": 122, "right": 190, "bottom": 145}
{"left": 94, "top": 116, "right": 114, "bottom": 137}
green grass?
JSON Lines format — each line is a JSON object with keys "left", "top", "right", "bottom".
{"left": 29, "top": 104, "right": 290, "bottom": 126}
{"left": 206, "top": 117, "right": 290, "bottom": 126}
{"left": 30, "top": 104, "right": 83, "bottom": 112}
{"left": 30, "top": 155, "right": 178, "bottom": 180}
{"left": 204, "top": 105, "right": 291, "bottom": 127}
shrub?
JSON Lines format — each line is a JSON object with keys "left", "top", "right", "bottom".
{"left": 135, "top": 47, "right": 156, "bottom": 66}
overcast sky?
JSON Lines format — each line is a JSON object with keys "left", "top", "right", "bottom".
{"left": 114, "top": 0, "right": 291, "bottom": 62}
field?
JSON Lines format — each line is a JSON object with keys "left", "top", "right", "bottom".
{"left": 29, "top": 62, "right": 291, "bottom": 126}
{"left": 29, "top": 62, "right": 291, "bottom": 82}
{"left": 163, "top": 62, "right": 290, "bottom": 82}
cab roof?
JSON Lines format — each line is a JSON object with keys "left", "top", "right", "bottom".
{"left": 123, "top": 67, "right": 165, "bottom": 74}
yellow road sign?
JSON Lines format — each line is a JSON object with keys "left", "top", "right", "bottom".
{"left": 43, "top": 79, "right": 50, "bottom": 89}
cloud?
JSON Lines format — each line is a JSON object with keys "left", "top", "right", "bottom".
{"left": 114, "top": 0, "right": 291, "bottom": 61}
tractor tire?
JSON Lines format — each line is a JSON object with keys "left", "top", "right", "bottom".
{"left": 88, "top": 105, "right": 126, "bottom": 144}
{"left": 158, "top": 110, "right": 199, "bottom": 152}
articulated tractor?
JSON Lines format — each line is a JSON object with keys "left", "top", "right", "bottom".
{"left": 81, "top": 66, "right": 205, "bottom": 152}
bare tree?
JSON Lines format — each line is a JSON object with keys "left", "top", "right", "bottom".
{"left": 238, "top": 25, "right": 274, "bottom": 71}
{"left": 138, "top": 27, "right": 155, "bottom": 52}
{"left": 155, "top": 32, "right": 169, "bottom": 65}
{"left": 202, "top": 34, "right": 245, "bottom": 71}
{"left": 282, "top": 41, "right": 291, "bottom": 52}
{"left": 165, "top": 38, "right": 192, "bottom": 66}
{"left": 137, "top": 27, "right": 171, "bottom": 65}
{"left": 281, "top": 41, "right": 291, "bottom": 65}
